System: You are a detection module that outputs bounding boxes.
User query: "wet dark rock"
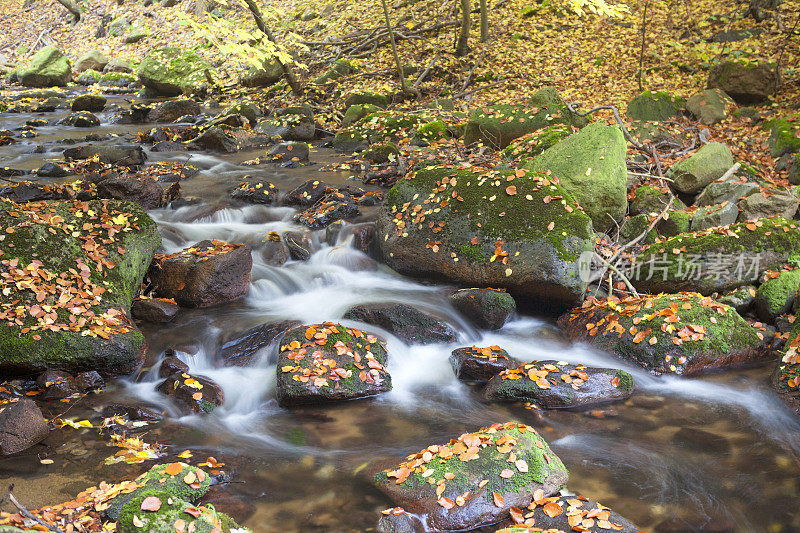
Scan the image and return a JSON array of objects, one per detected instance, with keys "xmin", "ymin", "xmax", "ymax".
[
  {"xmin": 190, "ymin": 126, "xmax": 238, "ymax": 153},
  {"xmin": 151, "ymin": 141, "xmax": 187, "ymax": 152},
  {"xmin": 672, "ymin": 427, "xmax": 731, "ymax": 454},
  {"xmin": 284, "ymin": 231, "xmax": 314, "ymax": 261},
  {"xmin": 218, "ymin": 320, "xmax": 300, "ymax": 366},
  {"xmin": 371, "ymin": 423, "xmax": 568, "ymax": 532},
  {"xmin": 255, "ymin": 114, "xmax": 315, "ymax": 141},
  {"xmin": 259, "ymin": 232, "xmax": 290, "ymax": 266},
  {"xmin": 74, "ymin": 371, "xmax": 104, "ymax": 391},
  {"xmin": 96, "ymin": 177, "xmax": 164, "ymax": 210},
  {"xmin": 115, "ymin": 103, "xmax": 151, "ymax": 124},
  {"xmin": 131, "ymin": 297, "xmax": 180, "ymax": 323},
  {"xmin": 103, "ymin": 403, "xmax": 164, "ymax": 422},
  {"xmin": 0, "ymin": 399, "xmax": 50, "ymax": 455},
  {"xmin": 149, "ymin": 240, "xmax": 252, "ymax": 307},
  {"xmin": 268, "ymin": 141, "xmax": 309, "ymax": 163},
  {"xmin": 284, "ymin": 179, "xmax": 330, "ymax": 207},
  {"xmin": 344, "ymin": 303, "xmax": 457, "ymax": 344},
  {"xmin": 36, "ymin": 162, "xmax": 72, "ymax": 178},
  {"xmin": 157, "ymin": 372, "xmax": 224, "ymax": 414},
  {"xmin": 196, "ymin": 485, "xmax": 256, "ymax": 525},
  {"xmin": 230, "ymin": 180, "xmax": 278, "ymax": 204},
  {"xmin": 63, "ymin": 144, "xmax": 147, "ymax": 166},
  {"xmin": 497, "ymin": 493, "xmax": 642, "ymax": 533},
  {"xmin": 145, "ymin": 161, "xmax": 199, "ymax": 184},
  {"xmin": 71, "ymin": 95, "xmax": 106, "ymax": 113},
  {"xmin": 450, "ymin": 346, "xmax": 515, "ymax": 381},
  {"xmin": 150, "ymin": 99, "xmax": 201, "ymax": 122},
  {"xmin": 158, "ymin": 356, "xmax": 190, "ymax": 378},
  {"xmin": 295, "ymin": 195, "xmax": 359, "ymax": 229},
  {"xmin": 376, "ymin": 512, "xmax": 424, "ymax": 533},
  {"xmin": 558, "ymin": 293, "xmax": 771, "ymax": 376},
  {"xmin": 451, "ymin": 288, "xmax": 516, "ymax": 330},
  {"xmin": 483, "ymin": 360, "xmax": 635, "ymax": 408},
  {"xmin": 276, "ymin": 323, "xmax": 391, "ymax": 406},
  {"xmin": 327, "ymin": 222, "xmax": 377, "ymax": 256},
  {"xmin": 37, "ymin": 370, "xmax": 78, "ymax": 400},
  {"xmin": 60, "ymin": 111, "xmax": 100, "ymax": 128}
]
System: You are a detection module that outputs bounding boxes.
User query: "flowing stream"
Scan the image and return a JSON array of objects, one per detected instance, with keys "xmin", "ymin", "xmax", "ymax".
[{"xmin": 1, "ymin": 92, "xmax": 800, "ymax": 532}]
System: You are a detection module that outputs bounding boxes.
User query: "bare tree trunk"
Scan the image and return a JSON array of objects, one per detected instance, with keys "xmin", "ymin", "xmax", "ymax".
[
  {"xmin": 479, "ymin": 0, "xmax": 488, "ymax": 42},
  {"xmin": 455, "ymin": 0, "xmax": 471, "ymax": 56},
  {"xmin": 381, "ymin": 0, "xmax": 415, "ymax": 96},
  {"xmin": 55, "ymin": 0, "xmax": 81, "ymax": 22},
  {"xmin": 241, "ymin": 0, "xmax": 302, "ymax": 96}
]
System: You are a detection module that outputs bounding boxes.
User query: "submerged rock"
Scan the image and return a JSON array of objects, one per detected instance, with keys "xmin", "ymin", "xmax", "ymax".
[
  {"xmin": 0, "ymin": 398, "xmax": 49, "ymax": 455},
  {"xmin": 450, "ymin": 345, "xmax": 515, "ymax": 381},
  {"xmin": 230, "ymin": 180, "xmax": 278, "ymax": 204},
  {"xmin": 96, "ymin": 177, "xmax": 164, "ymax": 210},
  {"xmin": 482, "ymin": 360, "xmax": 634, "ymax": 408},
  {"xmin": 0, "ymin": 199, "xmax": 160, "ymax": 376},
  {"xmin": 377, "ymin": 163, "xmax": 595, "ymax": 314},
  {"xmin": 276, "ymin": 323, "xmax": 391, "ymax": 406},
  {"xmin": 157, "ymin": 372, "xmax": 224, "ymax": 414},
  {"xmin": 451, "ymin": 288, "xmax": 517, "ymax": 330},
  {"xmin": 344, "ymin": 303, "xmax": 457, "ymax": 344},
  {"xmin": 217, "ymin": 319, "xmax": 300, "ymax": 366},
  {"xmin": 149, "ymin": 240, "xmax": 252, "ymax": 308},
  {"xmin": 372, "ymin": 422, "xmax": 569, "ymax": 531},
  {"xmin": 558, "ymin": 293, "xmax": 770, "ymax": 375},
  {"xmin": 131, "ymin": 297, "xmax": 179, "ymax": 323}
]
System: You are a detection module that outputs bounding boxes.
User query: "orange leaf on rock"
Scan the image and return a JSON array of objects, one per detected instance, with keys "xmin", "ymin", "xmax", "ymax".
[
  {"xmin": 543, "ymin": 501, "xmax": 563, "ymax": 517},
  {"xmin": 492, "ymin": 492, "xmax": 505, "ymax": 507},
  {"xmin": 506, "ymin": 185, "xmax": 517, "ymax": 196},
  {"xmin": 500, "ymin": 469, "xmax": 514, "ymax": 478},
  {"xmin": 164, "ymin": 463, "xmax": 182, "ymax": 476},
  {"xmin": 140, "ymin": 496, "xmax": 162, "ymax": 512}
]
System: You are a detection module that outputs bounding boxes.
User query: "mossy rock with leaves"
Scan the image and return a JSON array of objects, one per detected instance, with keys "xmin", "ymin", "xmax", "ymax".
[
  {"xmin": 629, "ymin": 184, "xmax": 687, "ymax": 216},
  {"xmin": 754, "ymin": 269, "xmax": 800, "ymax": 322},
  {"xmin": 137, "ymin": 47, "xmax": 213, "ymax": 96},
  {"xmin": 492, "ymin": 493, "xmax": 642, "ymax": 532},
  {"xmin": 276, "ymin": 322, "xmax": 391, "ymax": 406},
  {"xmin": 362, "ymin": 142, "xmax": 400, "ymax": 164},
  {"xmin": 314, "ymin": 59, "xmax": 357, "ymax": 84},
  {"xmin": 464, "ymin": 86, "xmax": 586, "ymax": 149},
  {"xmin": 559, "ymin": 293, "xmax": 770, "ymax": 375},
  {"xmin": 352, "ymin": 111, "xmax": 424, "ymax": 143},
  {"xmin": 772, "ymin": 319, "xmax": 800, "ymax": 416},
  {"xmin": 627, "ymin": 90, "xmax": 685, "ymax": 122},
  {"xmin": 342, "ymin": 103, "xmax": 381, "ymax": 127},
  {"xmin": 116, "ymin": 487, "xmax": 247, "ymax": 533},
  {"xmin": 499, "ymin": 123, "xmax": 575, "ymax": 160},
  {"xmin": 522, "ymin": 122, "xmax": 628, "ymax": 231},
  {"xmin": 20, "ymin": 46, "xmax": 71, "ymax": 87},
  {"xmin": 377, "ymin": 163, "xmax": 595, "ymax": 314},
  {"xmin": 99, "ymin": 71, "xmax": 139, "ymax": 89},
  {"xmin": 344, "ymin": 91, "xmax": 390, "ymax": 109},
  {"xmin": 0, "ymin": 199, "xmax": 160, "ymax": 377},
  {"xmin": 629, "ymin": 217, "xmax": 800, "ymax": 295},
  {"xmin": 764, "ymin": 118, "xmax": 800, "ymax": 158},
  {"xmin": 372, "ymin": 423, "xmax": 568, "ymax": 531},
  {"xmin": 107, "ymin": 462, "xmax": 214, "ymax": 520}
]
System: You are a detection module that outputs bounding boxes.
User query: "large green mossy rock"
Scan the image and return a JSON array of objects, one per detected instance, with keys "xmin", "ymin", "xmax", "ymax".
[
  {"xmin": 629, "ymin": 184, "xmax": 687, "ymax": 216},
  {"xmin": 464, "ymin": 87, "xmax": 586, "ymax": 149},
  {"xmin": 629, "ymin": 217, "xmax": 800, "ymax": 295},
  {"xmin": 372, "ymin": 423, "xmax": 568, "ymax": 531},
  {"xmin": 666, "ymin": 142, "xmax": 734, "ymax": 194},
  {"xmin": 765, "ymin": 119, "xmax": 800, "ymax": 158},
  {"xmin": 137, "ymin": 47, "xmax": 212, "ymax": 96},
  {"xmin": 754, "ymin": 269, "xmax": 800, "ymax": 322},
  {"xmin": 20, "ymin": 46, "xmax": 71, "ymax": 87},
  {"xmin": 558, "ymin": 293, "xmax": 770, "ymax": 375},
  {"xmin": 627, "ymin": 90, "xmax": 684, "ymax": 122},
  {"xmin": 499, "ymin": 123, "xmax": 575, "ymax": 160},
  {"xmin": 344, "ymin": 91, "xmax": 390, "ymax": 109},
  {"xmin": 276, "ymin": 323, "xmax": 391, "ymax": 406},
  {"xmin": 377, "ymin": 164, "xmax": 595, "ymax": 314},
  {"xmin": 0, "ymin": 199, "xmax": 160, "ymax": 376},
  {"xmin": 772, "ymin": 320, "xmax": 800, "ymax": 416},
  {"xmin": 522, "ymin": 122, "xmax": 627, "ymax": 230}
]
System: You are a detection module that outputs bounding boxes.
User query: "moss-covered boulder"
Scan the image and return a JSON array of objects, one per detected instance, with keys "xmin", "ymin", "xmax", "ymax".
[
  {"xmin": 491, "ymin": 493, "xmax": 642, "ymax": 532},
  {"xmin": 771, "ymin": 320, "xmax": 800, "ymax": 416},
  {"xmin": 377, "ymin": 164, "xmax": 595, "ymax": 314},
  {"xmin": 558, "ymin": 293, "xmax": 770, "ymax": 375},
  {"xmin": 754, "ymin": 269, "xmax": 800, "ymax": 322},
  {"xmin": 333, "ymin": 128, "xmax": 369, "ymax": 153},
  {"xmin": 372, "ymin": 422, "xmax": 569, "ymax": 531},
  {"xmin": 718, "ymin": 284, "xmax": 757, "ymax": 313},
  {"xmin": 499, "ymin": 123, "xmax": 575, "ymax": 160},
  {"xmin": 764, "ymin": 118, "xmax": 800, "ymax": 158},
  {"xmin": 344, "ymin": 91, "xmax": 390, "ymax": 109},
  {"xmin": 362, "ymin": 142, "xmax": 400, "ymax": 164},
  {"xmin": 667, "ymin": 142, "xmax": 734, "ymax": 194},
  {"xmin": 255, "ymin": 113, "xmax": 315, "ymax": 141},
  {"xmin": 450, "ymin": 345, "xmax": 515, "ymax": 381},
  {"xmin": 464, "ymin": 87, "xmax": 586, "ymax": 149},
  {"xmin": 342, "ymin": 103, "xmax": 381, "ymax": 127},
  {"xmin": 107, "ymin": 462, "xmax": 213, "ymax": 521},
  {"xmin": 276, "ymin": 323, "xmax": 391, "ymax": 406},
  {"xmin": 522, "ymin": 122, "xmax": 627, "ymax": 230},
  {"xmin": 351, "ymin": 111, "xmax": 424, "ymax": 144},
  {"xmin": 619, "ymin": 213, "xmax": 657, "ymax": 245},
  {"xmin": 76, "ymin": 69, "xmax": 102, "ymax": 86},
  {"xmin": 241, "ymin": 58, "xmax": 283, "ymax": 87},
  {"xmin": 137, "ymin": 47, "xmax": 213, "ymax": 96},
  {"xmin": 0, "ymin": 199, "xmax": 160, "ymax": 377},
  {"xmin": 708, "ymin": 60, "xmax": 777, "ymax": 104},
  {"xmin": 314, "ymin": 59, "xmax": 357, "ymax": 84},
  {"xmin": 450, "ymin": 287, "xmax": 516, "ymax": 330},
  {"xmin": 413, "ymin": 119, "xmax": 449, "ymax": 145},
  {"xmin": 627, "ymin": 90, "xmax": 684, "ymax": 122},
  {"xmin": 98, "ymin": 71, "xmax": 139, "ymax": 89},
  {"xmin": 629, "ymin": 184, "xmax": 687, "ymax": 216},
  {"xmin": 686, "ymin": 88, "xmax": 734, "ymax": 125},
  {"xmin": 20, "ymin": 46, "xmax": 71, "ymax": 87},
  {"xmin": 629, "ymin": 217, "xmax": 800, "ymax": 295}
]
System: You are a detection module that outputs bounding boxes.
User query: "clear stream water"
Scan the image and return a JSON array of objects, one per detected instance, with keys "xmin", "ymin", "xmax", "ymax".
[{"xmin": 1, "ymin": 92, "xmax": 800, "ymax": 533}]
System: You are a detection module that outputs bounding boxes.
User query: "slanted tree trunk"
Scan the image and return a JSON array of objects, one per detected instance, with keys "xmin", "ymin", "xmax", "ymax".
[
  {"xmin": 241, "ymin": 0, "xmax": 303, "ymax": 96},
  {"xmin": 479, "ymin": 0, "xmax": 488, "ymax": 42},
  {"xmin": 55, "ymin": 0, "xmax": 81, "ymax": 22},
  {"xmin": 381, "ymin": 0, "xmax": 416, "ymax": 96},
  {"xmin": 455, "ymin": 0, "xmax": 471, "ymax": 56}
]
